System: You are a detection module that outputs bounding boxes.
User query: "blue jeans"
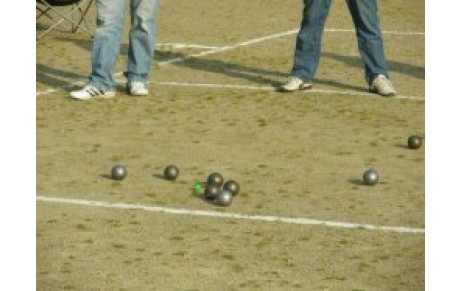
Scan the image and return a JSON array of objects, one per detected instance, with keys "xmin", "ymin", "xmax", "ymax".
[
  {"xmin": 291, "ymin": 0, "xmax": 389, "ymax": 85},
  {"xmin": 89, "ymin": 0, "xmax": 160, "ymax": 91}
]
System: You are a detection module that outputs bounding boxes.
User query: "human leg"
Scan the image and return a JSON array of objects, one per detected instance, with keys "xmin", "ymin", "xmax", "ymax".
[
  {"xmin": 291, "ymin": 0, "xmax": 332, "ymax": 82},
  {"xmin": 125, "ymin": 0, "xmax": 160, "ymax": 92},
  {"xmin": 89, "ymin": 0, "xmax": 127, "ymax": 91},
  {"xmin": 346, "ymin": 0, "xmax": 389, "ymax": 84},
  {"xmin": 70, "ymin": 0, "xmax": 126, "ymax": 99},
  {"xmin": 280, "ymin": 0, "xmax": 331, "ymax": 92},
  {"xmin": 347, "ymin": 0, "xmax": 395, "ymax": 96}
]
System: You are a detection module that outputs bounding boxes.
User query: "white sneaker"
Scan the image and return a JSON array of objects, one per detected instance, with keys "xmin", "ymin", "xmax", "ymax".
[
  {"xmin": 279, "ymin": 76, "xmax": 312, "ymax": 92},
  {"xmin": 127, "ymin": 81, "xmax": 149, "ymax": 96},
  {"xmin": 69, "ymin": 85, "xmax": 115, "ymax": 100},
  {"xmin": 369, "ymin": 74, "xmax": 396, "ymax": 97}
]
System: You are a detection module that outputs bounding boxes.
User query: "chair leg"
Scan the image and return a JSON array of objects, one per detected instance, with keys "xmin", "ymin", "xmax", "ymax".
[
  {"xmin": 37, "ymin": 17, "xmax": 66, "ymax": 39},
  {"xmin": 48, "ymin": 5, "xmax": 93, "ymax": 36},
  {"xmin": 36, "ymin": 6, "xmax": 54, "ymax": 21},
  {"xmin": 72, "ymin": 0, "xmax": 94, "ymax": 34},
  {"xmin": 36, "ymin": 0, "xmax": 94, "ymax": 39}
]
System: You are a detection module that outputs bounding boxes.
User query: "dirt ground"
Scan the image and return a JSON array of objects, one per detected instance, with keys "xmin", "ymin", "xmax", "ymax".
[{"xmin": 37, "ymin": 0, "xmax": 425, "ymax": 290}]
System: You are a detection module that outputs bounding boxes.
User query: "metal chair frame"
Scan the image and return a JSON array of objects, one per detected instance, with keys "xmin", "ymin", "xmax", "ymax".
[{"xmin": 36, "ymin": 0, "xmax": 94, "ymax": 39}]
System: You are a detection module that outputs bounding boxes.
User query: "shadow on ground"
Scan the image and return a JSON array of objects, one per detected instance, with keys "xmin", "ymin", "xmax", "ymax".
[
  {"xmin": 323, "ymin": 52, "xmax": 425, "ymax": 80},
  {"xmin": 37, "ymin": 37, "xmax": 424, "ymax": 92},
  {"xmin": 37, "ymin": 63, "xmax": 87, "ymax": 89}
]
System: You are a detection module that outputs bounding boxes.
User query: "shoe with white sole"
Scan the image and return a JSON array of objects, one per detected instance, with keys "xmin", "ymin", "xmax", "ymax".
[
  {"xmin": 279, "ymin": 76, "xmax": 312, "ymax": 92},
  {"xmin": 127, "ymin": 81, "xmax": 149, "ymax": 96},
  {"xmin": 369, "ymin": 74, "xmax": 396, "ymax": 97},
  {"xmin": 69, "ymin": 85, "xmax": 115, "ymax": 100}
]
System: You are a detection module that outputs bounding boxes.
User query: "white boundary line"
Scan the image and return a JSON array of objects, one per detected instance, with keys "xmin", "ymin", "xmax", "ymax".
[
  {"xmin": 324, "ymin": 28, "xmax": 424, "ymax": 36},
  {"xmin": 37, "ymin": 79, "xmax": 425, "ymax": 101},
  {"xmin": 156, "ymin": 43, "xmax": 221, "ymax": 50},
  {"xmin": 36, "ymin": 88, "xmax": 62, "ymax": 97},
  {"xmin": 160, "ymin": 30, "xmax": 299, "ymax": 65},
  {"xmin": 153, "ymin": 81, "xmax": 273, "ymax": 91},
  {"xmin": 35, "ymin": 78, "xmax": 87, "ymax": 96},
  {"xmin": 36, "ymin": 79, "xmax": 425, "ymax": 101},
  {"xmin": 36, "ymin": 195, "xmax": 425, "ymax": 234},
  {"xmin": 152, "ymin": 81, "xmax": 425, "ymax": 101}
]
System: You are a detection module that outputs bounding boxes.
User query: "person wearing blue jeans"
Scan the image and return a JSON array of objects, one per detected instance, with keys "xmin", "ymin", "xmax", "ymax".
[
  {"xmin": 280, "ymin": 0, "xmax": 396, "ymax": 96},
  {"xmin": 70, "ymin": 0, "xmax": 160, "ymax": 100}
]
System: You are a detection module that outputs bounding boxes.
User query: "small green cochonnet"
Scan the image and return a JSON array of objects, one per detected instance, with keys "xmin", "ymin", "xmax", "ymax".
[{"xmin": 193, "ymin": 182, "xmax": 203, "ymax": 193}]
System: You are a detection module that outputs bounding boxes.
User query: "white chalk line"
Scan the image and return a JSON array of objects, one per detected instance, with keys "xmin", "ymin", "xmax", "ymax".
[
  {"xmin": 36, "ymin": 195, "xmax": 424, "ymax": 234},
  {"xmin": 156, "ymin": 43, "xmax": 221, "ymax": 50},
  {"xmin": 158, "ymin": 30, "xmax": 301, "ymax": 65},
  {"xmin": 324, "ymin": 28, "xmax": 424, "ymax": 36},
  {"xmin": 36, "ymin": 78, "xmax": 87, "ymax": 96},
  {"xmin": 155, "ymin": 28, "xmax": 423, "ymax": 65},
  {"xmin": 151, "ymin": 81, "xmax": 425, "ymax": 101},
  {"xmin": 36, "ymin": 88, "xmax": 62, "ymax": 97},
  {"xmin": 37, "ymin": 79, "xmax": 425, "ymax": 101},
  {"xmin": 153, "ymin": 81, "xmax": 273, "ymax": 91}
]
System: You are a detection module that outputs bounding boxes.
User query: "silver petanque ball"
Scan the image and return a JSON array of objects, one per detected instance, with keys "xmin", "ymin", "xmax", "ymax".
[
  {"xmin": 207, "ymin": 172, "xmax": 224, "ymax": 187},
  {"xmin": 205, "ymin": 184, "xmax": 220, "ymax": 200},
  {"xmin": 363, "ymin": 169, "xmax": 379, "ymax": 186},
  {"xmin": 111, "ymin": 165, "xmax": 127, "ymax": 181},
  {"xmin": 408, "ymin": 135, "xmax": 423, "ymax": 149},
  {"xmin": 164, "ymin": 165, "xmax": 179, "ymax": 180},
  {"xmin": 216, "ymin": 190, "xmax": 233, "ymax": 207},
  {"xmin": 223, "ymin": 180, "xmax": 240, "ymax": 196}
]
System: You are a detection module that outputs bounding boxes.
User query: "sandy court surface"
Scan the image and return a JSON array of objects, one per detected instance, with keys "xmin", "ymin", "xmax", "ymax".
[{"xmin": 37, "ymin": 0, "xmax": 425, "ymax": 289}]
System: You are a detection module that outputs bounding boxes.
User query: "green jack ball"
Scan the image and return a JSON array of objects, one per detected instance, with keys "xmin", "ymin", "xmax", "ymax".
[{"xmin": 193, "ymin": 182, "xmax": 204, "ymax": 194}]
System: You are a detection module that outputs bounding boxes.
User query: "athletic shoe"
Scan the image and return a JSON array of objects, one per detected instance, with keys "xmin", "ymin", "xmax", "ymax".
[
  {"xmin": 278, "ymin": 76, "xmax": 312, "ymax": 92},
  {"xmin": 127, "ymin": 81, "xmax": 149, "ymax": 96},
  {"xmin": 369, "ymin": 74, "xmax": 397, "ymax": 97},
  {"xmin": 69, "ymin": 85, "xmax": 115, "ymax": 100}
]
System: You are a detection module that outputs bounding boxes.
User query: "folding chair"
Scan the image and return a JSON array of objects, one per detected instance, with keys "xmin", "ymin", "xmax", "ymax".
[{"xmin": 36, "ymin": 0, "xmax": 94, "ymax": 40}]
